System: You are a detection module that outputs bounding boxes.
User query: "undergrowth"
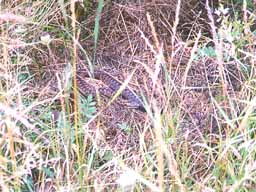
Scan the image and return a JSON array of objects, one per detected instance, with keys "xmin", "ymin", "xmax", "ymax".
[{"xmin": 0, "ymin": 0, "xmax": 256, "ymax": 191}]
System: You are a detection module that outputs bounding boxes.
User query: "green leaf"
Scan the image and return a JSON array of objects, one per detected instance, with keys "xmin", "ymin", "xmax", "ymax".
[
  {"xmin": 80, "ymin": 94, "xmax": 97, "ymax": 119},
  {"xmin": 118, "ymin": 122, "xmax": 132, "ymax": 134},
  {"xmin": 103, "ymin": 150, "xmax": 113, "ymax": 161}
]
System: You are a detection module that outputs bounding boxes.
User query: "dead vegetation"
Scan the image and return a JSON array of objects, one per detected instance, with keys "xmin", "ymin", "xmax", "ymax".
[{"xmin": 0, "ymin": 0, "xmax": 256, "ymax": 191}]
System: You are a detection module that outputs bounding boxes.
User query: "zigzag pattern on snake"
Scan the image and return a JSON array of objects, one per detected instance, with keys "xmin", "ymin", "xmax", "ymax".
[{"xmin": 76, "ymin": 69, "xmax": 145, "ymax": 112}]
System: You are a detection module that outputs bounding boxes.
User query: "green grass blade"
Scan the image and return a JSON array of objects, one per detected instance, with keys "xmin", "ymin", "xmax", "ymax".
[{"xmin": 92, "ymin": 0, "xmax": 104, "ymax": 72}]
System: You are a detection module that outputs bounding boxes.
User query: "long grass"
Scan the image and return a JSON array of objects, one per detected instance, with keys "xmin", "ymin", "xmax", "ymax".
[{"xmin": 0, "ymin": 0, "xmax": 256, "ymax": 191}]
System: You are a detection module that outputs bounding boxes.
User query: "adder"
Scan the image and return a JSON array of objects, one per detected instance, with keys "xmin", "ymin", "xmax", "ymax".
[{"xmin": 76, "ymin": 69, "xmax": 146, "ymax": 112}]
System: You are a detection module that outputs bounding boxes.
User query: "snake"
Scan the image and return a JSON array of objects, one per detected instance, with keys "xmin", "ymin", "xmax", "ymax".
[{"xmin": 76, "ymin": 69, "xmax": 146, "ymax": 112}]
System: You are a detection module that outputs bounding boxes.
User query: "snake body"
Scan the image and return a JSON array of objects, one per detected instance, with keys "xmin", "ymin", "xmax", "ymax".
[{"xmin": 76, "ymin": 69, "xmax": 145, "ymax": 112}]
